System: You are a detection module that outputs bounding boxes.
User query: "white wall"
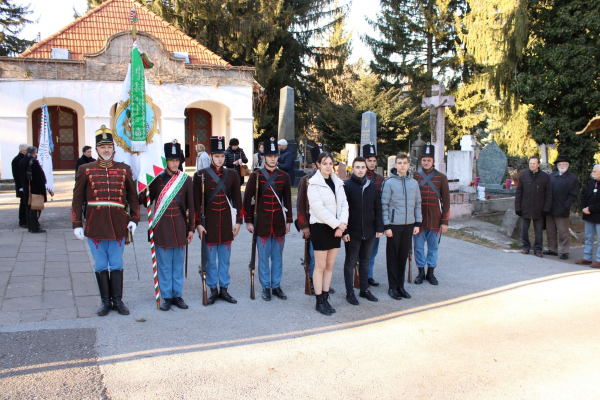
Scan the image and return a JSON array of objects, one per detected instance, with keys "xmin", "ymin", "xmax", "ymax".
[{"xmin": 0, "ymin": 79, "xmax": 254, "ymax": 178}]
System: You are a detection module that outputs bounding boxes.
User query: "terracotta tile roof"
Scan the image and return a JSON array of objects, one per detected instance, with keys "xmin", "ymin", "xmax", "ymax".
[{"xmin": 19, "ymin": 0, "xmax": 229, "ymax": 66}]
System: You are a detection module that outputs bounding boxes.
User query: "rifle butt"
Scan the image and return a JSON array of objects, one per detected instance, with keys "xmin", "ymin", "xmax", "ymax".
[
  {"xmin": 304, "ymin": 267, "xmax": 311, "ymax": 295},
  {"xmin": 353, "ymin": 263, "xmax": 360, "ymax": 289},
  {"xmin": 407, "ymin": 254, "xmax": 412, "ymax": 283},
  {"xmin": 250, "ymin": 270, "xmax": 255, "ymax": 300},
  {"xmin": 202, "ymin": 275, "xmax": 208, "ymax": 306}
]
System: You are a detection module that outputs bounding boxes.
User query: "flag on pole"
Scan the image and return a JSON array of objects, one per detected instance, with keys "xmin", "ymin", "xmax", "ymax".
[
  {"xmin": 38, "ymin": 104, "xmax": 54, "ymax": 196},
  {"xmin": 112, "ymin": 65, "xmax": 165, "ymax": 194}
]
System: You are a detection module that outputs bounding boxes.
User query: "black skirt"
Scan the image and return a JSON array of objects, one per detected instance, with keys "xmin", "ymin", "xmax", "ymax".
[{"xmin": 310, "ymin": 223, "xmax": 341, "ymax": 251}]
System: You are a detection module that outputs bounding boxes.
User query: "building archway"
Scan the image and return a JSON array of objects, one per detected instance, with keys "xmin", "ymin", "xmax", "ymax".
[
  {"xmin": 184, "ymin": 108, "xmax": 212, "ymax": 166},
  {"xmin": 31, "ymin": 105, "xmax": 79, "ymax": 170}
]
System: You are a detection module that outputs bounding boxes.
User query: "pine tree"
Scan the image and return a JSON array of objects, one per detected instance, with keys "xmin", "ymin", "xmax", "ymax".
[
  {"xmin": 517, "ymin": 0, "xmax": 600, "ymax": 193},
  {"xmin": 0, "ymin": 0, "xmax": 34, "ymax": 56}
]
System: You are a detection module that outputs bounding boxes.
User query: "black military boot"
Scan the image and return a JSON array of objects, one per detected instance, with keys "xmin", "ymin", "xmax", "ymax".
[
  {"xmin": 272, "ymin": 287, "xmax": 287, "ymax": 300},
  {"xmin": 95, "ymin": 271, "xmax": 111, "ymax": 316},
  {"xmin": 218, "ymin": 287, "xmax": 237, "ymax": 303},
  {"xmin": 414, "ymin": 268, "xmax": 426, "ymax": 284},
  {"xmin": 172, "ymin": 297, "xmax": 188, "ymax": 309},
  {"xmin": 207, "ymin": 287, "xmax": 219, "ymax": 305},
  {"xmin": 315, "ymin": 294, "xmax": 332, "ymax": 316},
  {"xmin": 262, "ymin": 288, "xmax": 272, "ymax": 301},
  {"xmin": 426, "ymin": 267, "xmax": 438, "ymax": 285},
  {"xmin": 160, "ymin": 298, "xmax": 172, "ymax": 311},
  {"xmin": 109, "ymin": 270, "xmax": 130, "ymax": 315},
  {"xmin": 322, "ymin": 290, "xmax": 336, "ymax": 313}
]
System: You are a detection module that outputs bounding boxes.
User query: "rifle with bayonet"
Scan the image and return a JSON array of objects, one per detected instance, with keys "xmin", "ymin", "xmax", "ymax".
[
  {"xmin": 249, "ymin": 173, "xmax": 259, "ymax": 300},
  {"xmin": 200, "ymin": 174, "xmax": 208, "ymax": 306},
  {"xmin": 185, "ymin": 210, "xmax": 189, "ymax": 279}
]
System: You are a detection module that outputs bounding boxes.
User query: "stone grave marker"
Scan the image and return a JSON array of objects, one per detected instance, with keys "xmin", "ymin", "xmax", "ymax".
[
  {"xmin": 478, "ymin": 140, "xmax": 511, "ymax": 194},
  {"xmin": 447, "ymin": 151, "xmax": 473, "ymax": 186},
  {"xmin": 421, "ymin": 84, "xmax": 455, "ymax": 174},
  {"xmin": 277, "ymin": 86, "xmax": 303, "ymax": 186},
  {"xmin": 360, "ymin": 111, "xmax": 376, "ymax": 156}
]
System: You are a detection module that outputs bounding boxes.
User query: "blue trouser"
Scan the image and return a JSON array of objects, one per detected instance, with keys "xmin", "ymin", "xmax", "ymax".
[
  {"xmin": 155, "ymin": 246, "xmax": 185, "ymax": 298},
  {"xmin": 257, "ymin": 235, "xmax": 285, "ymax": 290},
  {"xmin": 205, "ymin": 242, "xmax": 231, "ymax": 289},
  {"xmin": 88, "ymin": 238, "xmax": 126, "ymax": 272},
  {"xmin": 584, "ymin": 221, "xmax": 600, "ymax": 262},
  {"xmin": 413, "ymin": 229, "xmax": 439, "ymax": 269},
  {"xmin": 308, "ymin": 240, "xmax": 315, "ymax": 278},
  {"xmin": 368, "ymin": 236, "xmax": 380, "ymax": 279}
]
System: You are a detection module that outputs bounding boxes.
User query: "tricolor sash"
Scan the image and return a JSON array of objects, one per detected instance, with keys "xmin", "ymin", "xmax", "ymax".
[{"xmin": 151, "ymin": 170, "xmax": 187, "ymax": 229}]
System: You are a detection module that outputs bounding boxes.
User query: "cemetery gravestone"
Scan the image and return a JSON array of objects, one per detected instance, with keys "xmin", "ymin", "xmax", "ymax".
[
  {"xmin": 278, "ymin": 86, "xmax": 303, "ymax": 186},
  {"xmin": 360, "ymin": 112, "xmax": 377, "ymax": 156},
  {"xmin": 421, "ymin": 84, "xmax": 455, "ymax": 174},
  {"xmin": 477, "ymin": 141, "xmax": 515, "ymax": 194}
]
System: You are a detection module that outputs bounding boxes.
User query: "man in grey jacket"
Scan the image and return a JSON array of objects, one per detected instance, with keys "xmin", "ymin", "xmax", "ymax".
[{"xmin": 381, "ymin": 153, "xmax": 422, "ymax": 300}]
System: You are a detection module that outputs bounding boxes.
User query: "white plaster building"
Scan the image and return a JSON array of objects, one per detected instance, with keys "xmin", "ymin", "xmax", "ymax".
[{"xmin": 0, "ymin": 0, "xmax": 256, "ymax": 177}]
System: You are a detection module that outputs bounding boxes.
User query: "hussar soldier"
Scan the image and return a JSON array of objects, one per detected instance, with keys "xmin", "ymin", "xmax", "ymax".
[
  {"xmin": 363, "ymin": 142, "xmax": 386, "ymax": 287},
  {"xmin": 296, "ymin": 143, "xmax": 335, "ymax": 294},
  {"xmin": 72, "ymin": 125, "xmax": 139, "ymax": 316},
  {"xmin": 413, "ymin": 143, "xmax": 450, "ymax": 285},
  {"xmin": 243, "ymin": 137, "xmax": 293, "ymax": 301},
  {"xmin": 141, "ymin": 141, "xmax": 195, "ymax": 311},
  {"xmin": 194, "ymin": 136, "xmax": 243, "ymax": 305}
]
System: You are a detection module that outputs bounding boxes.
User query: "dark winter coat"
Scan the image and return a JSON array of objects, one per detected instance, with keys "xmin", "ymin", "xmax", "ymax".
[
  {"xmin": 549, "ymin": 170, "xmax": 579, "ymax": 217},
  {"xmin": 20, "ymin": 154, "xmax": 47, "ymax": 203},
  {"xmin": 343, "ymin": 174, "xmax": 384, "ymax": 240},
  {"xmin": 277, "ymin": 146, "xmax": 295, "ymax": 184},
  {"xmin": 75, "ymin": 155, "xmax": 96, "ymax": 175},
  {"xmin": 11, "ymin": 152, "xmax": 24, "ymax": 197},
  {"xmin": 581, "ymin": 179, "xmax": 600, "ymax": 224},
  {"xmin": 224, "ymin": 146, "xmax": 249, "ymax": 182},
  {"xmin": 515, "ymin": 169, "xmax": 552, "ymax": 220}
]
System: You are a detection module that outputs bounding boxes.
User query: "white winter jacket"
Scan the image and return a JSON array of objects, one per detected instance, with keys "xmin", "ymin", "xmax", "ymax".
[{"xmin": 307, "ymin": 170, "xmax": 349, "ymax": 229}]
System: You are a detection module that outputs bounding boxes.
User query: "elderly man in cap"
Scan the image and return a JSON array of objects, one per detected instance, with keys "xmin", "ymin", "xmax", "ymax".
[
  {"xmin": 71, "ymin": 125, "xmax": 139, "ymax": 316},
  {"xmin": 277, "ymin": 139, "xmax": 295, "ymax": 185},
  {"xmin": 543, "ymin": 155, "xmax": 579, "ymax": 259}
]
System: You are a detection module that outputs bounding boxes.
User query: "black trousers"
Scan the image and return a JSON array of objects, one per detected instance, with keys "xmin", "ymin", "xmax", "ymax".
[
  {"xmin": 18, "ymin": 195, "xmax": 27, "ymax": 226},
  {"xmin": 343, "ymin": 237, "xmax": 375, "ymax": 293},
  {"xmin": 386, "ymin": 224, "xmax": 414, "ymax": 290},
  {"xmin": 26, "ymin": 205, "xmax": 41, "ymax": 232},
  {"xmin": 522, "ymin": 218, "xmax": 543, "ymax": 253}
]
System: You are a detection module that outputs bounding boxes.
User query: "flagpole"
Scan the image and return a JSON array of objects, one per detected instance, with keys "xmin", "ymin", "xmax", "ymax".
[{"xmin": 147, "ymin": 187, "xmax": 160, "ymax": 310}]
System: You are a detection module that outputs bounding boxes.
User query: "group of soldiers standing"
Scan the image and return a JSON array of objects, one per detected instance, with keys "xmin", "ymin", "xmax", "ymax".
[{"xmin": 71, "ymin": 126, "xmax": 450, "ymax": 316}]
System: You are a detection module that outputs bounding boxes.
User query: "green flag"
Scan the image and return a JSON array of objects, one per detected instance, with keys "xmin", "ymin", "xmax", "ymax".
[{"xmin": 130, "ymin": 47, "xmax": 146, "ymax": 152}]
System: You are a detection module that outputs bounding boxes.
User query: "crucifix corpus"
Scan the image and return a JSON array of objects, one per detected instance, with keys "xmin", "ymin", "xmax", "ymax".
[{"xmin": 421, "ymin": 84, "xmax": 455, "ymax": 174}]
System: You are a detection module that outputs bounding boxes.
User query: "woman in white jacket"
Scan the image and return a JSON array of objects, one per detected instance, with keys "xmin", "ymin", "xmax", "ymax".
[
  {"xmin": 307, "ymin": 152, "xmax": 349, "ymax": 315},
  {"xmin": 195, "ymin": 144, "xmax": 211, "ymax": 172}
]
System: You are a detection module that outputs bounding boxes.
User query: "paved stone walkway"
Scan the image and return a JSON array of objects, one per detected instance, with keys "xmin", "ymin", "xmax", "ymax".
[{"xmin": 0, "ymin": 229, "xmax": 99, "ymax": 323}]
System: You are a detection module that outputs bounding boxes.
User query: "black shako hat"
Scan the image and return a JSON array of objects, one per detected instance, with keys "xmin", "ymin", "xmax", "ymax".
[
  {"xmin": 95, "ymin": 125, "xmax": 114, "ymax": 146},
  {"xmin": 555, "ymin": 155, "xmax": 570, "ymax": 165},
  {"xmin": 363, "ymin": 142, "xmax": 377, "ymax": 158},
  {"xmin": 210, "ymin": 136, "xmax": 226, "ymax": 154},
  {"xmin": 310, "ymin": 143, "xmax": 323, "ymax": 163},
  {"xmin": 263, "ymin": 137, "xmax": 279, "ymax": 156},
  {"xmin": 164, "ymin": 140, "xmax": 183, "ymax": 160},
  {"xmin": 422, "ymin": 143, "xmax": 435, "ymax": 159}
]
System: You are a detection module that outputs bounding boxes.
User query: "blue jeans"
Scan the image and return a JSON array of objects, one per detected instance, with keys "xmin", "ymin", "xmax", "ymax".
[
  {"xmin": 368, "ymin": 236, "xmax": 380, "ymax": 278},
  {"xmin": 87, "ymin": 238, "xmax": 126, "ymax": 272},
  {"xmin": 155, "ymin": 246, "xmax": 185, "ymax": 298},
  {"xmin": 308, "ymin": 240, "xmax": 315, "ymax": 278},
  {"xmin": 205, "ymin": 242, "xmax": 232, "ymax": 289},
  {"xmin": 413, "ymin": 229, "xmax": 439, "ymax": 269},
  {"xmin": 257, "ymin": 235, "xmax": 285, "ymax": 289},
  {"xmin": 584, "ymin": 221, "xmax": 600, "ymax": 262}
]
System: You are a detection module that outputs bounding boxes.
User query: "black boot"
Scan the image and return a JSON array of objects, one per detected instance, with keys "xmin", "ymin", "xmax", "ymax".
[
  {"xmin": 359, "ymin": 290, "xmax": 379, "ymax": 302},
  {"xmin": 323, "ymin": 290, "xmax": 336, "ymax": 313},
  {"xmin": 272, "ymin": 287, "xmax": 287, "ymax": 300},
  {"xmin": 172, "ymin": 297, "xmax": 188, "ymax": 309},
  {"xmin": 309, "ymin": 278, "xmax": 315, "ymax": 295},
  {"xmin": 95, "ymin": 271, "xmax": 111, "ymax": 316},
  {"xmin": 414, "ymin": 268, "xmax": 425, "ymax": 284},
  {"xmin": 160, "ymin": 298, "xmax": 172, "ymax": 311},
  {"xmin": 346, "ymin": 291, "xmax": 359, "ymax": 305},
  {"xmin": 397, "ymin": 287, "xmax": 411, "ymax": 299},
  {"xmin": 368, "ymin": 278, "xmax": 380, "ymax": 287},
  {"xmin": 109, "ymin": 270, "xmax": 130, "ymax": 315},
  {"xmin": 262, "ymin": 288, "xmax": 272, "ymax": 301},
  {"xmin": 315, "ymin": 294, "xmax": 332, "ymax": 316},
  {"xmin": 218, "ymin": 287, "xmax": 238, "ymax": 303},
  {"xmin": 207, "ymin": 287, "xmax": 219, "ymax": 305},
  {"xmin": 426, "ymin": 267, "xmax": 438, "ymax": 285}
]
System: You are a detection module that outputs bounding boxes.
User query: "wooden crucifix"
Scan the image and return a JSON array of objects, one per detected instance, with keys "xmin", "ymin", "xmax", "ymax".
[{"xmin": 421, "ymin": 84, "xmax": 455, "ymax": 174}]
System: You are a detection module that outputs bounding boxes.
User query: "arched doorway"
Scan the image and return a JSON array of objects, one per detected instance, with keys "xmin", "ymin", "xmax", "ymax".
[
  {"xmin": 184, "ymin": 108, "xmax": 212, "ymax": 166},
  {"xmin": 32, "ymin": 106, "xmax": 79, "ymax": 170}
]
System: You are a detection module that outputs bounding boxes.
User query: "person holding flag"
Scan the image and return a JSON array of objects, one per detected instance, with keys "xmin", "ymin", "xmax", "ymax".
[
  {"xmin": 71, "ymin": 126, "xmax": 139, "ymax": 316},
  {"xmin": 194, "ymin": 136, "xmax": 244, "ymax": 305},
  {"xmin": 140, "ymin": 141, "xmax": 194, "ymax": 311},
  {"xmin": 243, "ymin": 137, "xmax": 293, "ymax": 302}
]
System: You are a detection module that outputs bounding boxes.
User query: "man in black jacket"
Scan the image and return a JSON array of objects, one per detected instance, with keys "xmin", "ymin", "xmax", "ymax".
[
  {"xmin": 19, "ymin": 146, "xmax": 47, "ymax": 233},
  {"xmin": 543, "ymin": 155, "xmax": 579, "ymax": 259},
  {"xmin": 342, "ymin": 157, "xmax": 384, "ymax": 305},
  {"xmin": 75, "ymin": 145, "xmax": 96, "ymax": 174},
  {"xmin": 224, "ymin": 138, "xmax": 248, "ymax": 185},
  {"xmin": 515, "ymin": 156, "xmax": 552, "ymax": 257},
  {"xmin": 11, "ymin": 143, "xmax": 27, "ymax": 227}
]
